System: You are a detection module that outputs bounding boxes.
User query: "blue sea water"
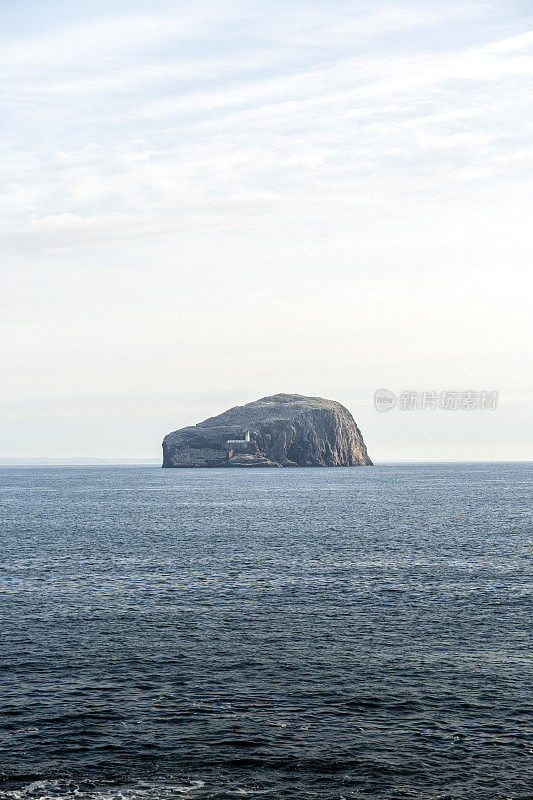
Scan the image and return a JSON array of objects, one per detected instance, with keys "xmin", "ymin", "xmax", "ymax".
[{"xmin": 0, "ymin": 463, "xmax": 531, "ymax": 800}]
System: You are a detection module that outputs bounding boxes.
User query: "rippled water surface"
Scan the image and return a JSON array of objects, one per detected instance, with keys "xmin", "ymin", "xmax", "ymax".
[{"xmin": 0, "ymin": 464, "xmax": 531, "ymax": 800}]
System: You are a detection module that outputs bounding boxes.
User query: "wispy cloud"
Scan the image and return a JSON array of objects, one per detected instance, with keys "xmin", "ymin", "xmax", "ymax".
[{"xmin": 2, "ymin": 9, "xmax": 531, "ymax": 224}]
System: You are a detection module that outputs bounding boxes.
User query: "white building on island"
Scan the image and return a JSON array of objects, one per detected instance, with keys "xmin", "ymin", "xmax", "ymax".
[{"xmin": 227, "ymin": 431, "xmax": 251, "ymax": 445}]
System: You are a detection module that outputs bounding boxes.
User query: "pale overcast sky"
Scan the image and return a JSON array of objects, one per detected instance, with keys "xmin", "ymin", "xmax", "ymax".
[{"xmin": 1, "ymin": 0, "xmax": 532, "ymax": 461}]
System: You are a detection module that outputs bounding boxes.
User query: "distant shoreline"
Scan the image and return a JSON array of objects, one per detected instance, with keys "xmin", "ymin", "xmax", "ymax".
[{"xmin": 0, "ymin": 458, "xmax": 161, "ymax": 466}]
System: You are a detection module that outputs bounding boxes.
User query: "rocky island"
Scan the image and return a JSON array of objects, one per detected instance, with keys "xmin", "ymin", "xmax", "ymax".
[{"xmin": 162, "ymin": 393, "xmax": 372, "ymax": 468}]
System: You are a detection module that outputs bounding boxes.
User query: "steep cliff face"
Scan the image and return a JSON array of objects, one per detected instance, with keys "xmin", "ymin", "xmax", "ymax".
[{"xmin": 162, "ymin": 394, "xmax": 372, "ymax": 468}]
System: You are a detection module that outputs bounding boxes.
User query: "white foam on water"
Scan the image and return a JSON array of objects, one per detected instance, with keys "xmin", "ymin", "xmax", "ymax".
[{"xmin": 0, "ymin": 781, "xmax": 206, "ymax": 800}]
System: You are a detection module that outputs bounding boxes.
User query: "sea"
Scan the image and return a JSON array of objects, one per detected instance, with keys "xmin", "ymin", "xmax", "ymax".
[{"xmin": 0, "ymin": 463, "xmax": 531, "ymax": 800}]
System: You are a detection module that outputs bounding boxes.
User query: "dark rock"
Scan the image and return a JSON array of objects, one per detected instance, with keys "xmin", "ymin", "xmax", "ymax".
[{"xmin": 162, "ymin": 393, "xmax": 372, "ymax": 468}]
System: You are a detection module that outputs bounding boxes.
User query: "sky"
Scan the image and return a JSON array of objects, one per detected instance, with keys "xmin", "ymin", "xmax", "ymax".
[{"xmin": 1, "ymin": 0, "xmax": 532, "ymax": 462}]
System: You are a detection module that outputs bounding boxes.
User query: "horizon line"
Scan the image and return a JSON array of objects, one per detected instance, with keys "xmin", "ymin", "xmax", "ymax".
[{"xmin": 0, "ymin": 458, "xmax": 531, "ymax": 466}]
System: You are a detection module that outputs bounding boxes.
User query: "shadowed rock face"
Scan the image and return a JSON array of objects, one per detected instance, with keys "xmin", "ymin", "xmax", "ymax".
[{"xmin": 162, "ymin": 393, "xmax": 373, "ymax": 468}]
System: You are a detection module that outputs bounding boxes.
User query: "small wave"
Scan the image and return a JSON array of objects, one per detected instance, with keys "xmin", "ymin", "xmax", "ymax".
[{"xmin": 0, "ymin": 780, "xmax": 206, "ymax": 800}]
